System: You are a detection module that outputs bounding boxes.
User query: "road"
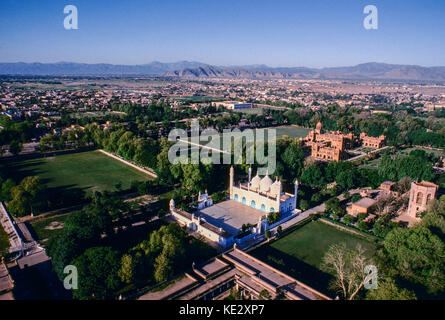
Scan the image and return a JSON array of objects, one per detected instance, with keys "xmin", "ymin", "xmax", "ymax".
[
  {"xmin": 268, "ymin": 188, "xmax": 363, "ymax": 235},
  {"xmin": 347, "ymin": 146, "xmax": 391, "ymax": 162},
  {"xmin": 2, "ymin": 142, "xmax": 39, "ymax": 157}
]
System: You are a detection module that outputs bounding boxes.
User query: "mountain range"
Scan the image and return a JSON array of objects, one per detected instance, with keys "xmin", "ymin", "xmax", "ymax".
[{"xmin": 1, "ymin": 61, "xmax": 445, "ymax": 82}]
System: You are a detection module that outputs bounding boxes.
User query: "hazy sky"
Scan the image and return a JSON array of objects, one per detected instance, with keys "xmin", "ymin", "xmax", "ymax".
[{"xmin": 1, "ymin": 0, "xmax": 444, "ymax": 67}]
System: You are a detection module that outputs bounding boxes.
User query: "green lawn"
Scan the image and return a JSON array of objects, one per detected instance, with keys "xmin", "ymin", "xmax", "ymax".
[
  {"xmin": 274, "ymin": 126, "xmax": 310, "ymax": 139},
  {"xmin": 30, "ymin": 214, "xmax": 72, "ymax": 242},
  {"xmin": 401, "ymin": 146, "xmax": 445, "ymax": 157},
  {"xmin": 251, "ymin": 220, "xmax": 376, "ymax": 294},
  {"xmin": 360, "ymin": 146, "xmax": 444, "ymax": 169},
  {"xmin": 2, "ymin": 150, "xmax": 152, "ymax": 194}
]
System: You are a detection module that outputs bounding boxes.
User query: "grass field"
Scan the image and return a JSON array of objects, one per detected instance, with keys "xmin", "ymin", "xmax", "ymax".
[
  {"xmin": 274, "ymin": 125, "xmax": 310, "ymax": 139},
  {"xmin": 360, "ymin": 146, "xmax": 444, "ymax": 169},
  {"xmin": 29, "ymin": 214, "xmax": 72, "ymax": 242},
  {"xmin": 2, "ymin": 150, "xmax": 153, "ymax": 194},
  {"xmin": 251, "ymin": 220, "xmax": 376, "ymax": 294}
]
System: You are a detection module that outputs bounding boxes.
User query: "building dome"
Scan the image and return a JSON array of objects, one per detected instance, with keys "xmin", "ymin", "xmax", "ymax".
[
  {"xmin": 270, "ymin": 179, "xmax": 282, "ymax": 195},
  {"xmin": 260, "ymin": 174, "xmax": 273, "ymax": 193},
  {"xmin": 250, "ymin": 174, "xmax": 261, "ymax": 190}
]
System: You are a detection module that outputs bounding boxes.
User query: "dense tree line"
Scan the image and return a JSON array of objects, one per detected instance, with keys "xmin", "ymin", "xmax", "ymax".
[{"xmin": 45, "ymin": 192, "xmax": 214, "ymax": 300}]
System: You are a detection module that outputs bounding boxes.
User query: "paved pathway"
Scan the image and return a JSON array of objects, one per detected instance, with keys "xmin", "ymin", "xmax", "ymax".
[
  {"xmin": 347, "ymin": 146, "xmax": 390, "ymax": 162},
  {"xmin": 268, "ymin": 188, "xmax": 364, "ymax": 235},
  {"xmin": 98, "ymin": 149, "xmax": 158, "ymax": 178}
]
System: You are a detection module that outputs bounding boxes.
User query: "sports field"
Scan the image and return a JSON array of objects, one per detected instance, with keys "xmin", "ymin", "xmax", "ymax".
[
  {"xmin": 251, "ymin": 220, "xmax": 376, "ymax": 293},
  {"xmin": 2, "ymin": 150, "xmax": 152, "ymax": 194},
  {"xmin": 274, "ymin": 125, "xmax": 310, "ymax": 139}
]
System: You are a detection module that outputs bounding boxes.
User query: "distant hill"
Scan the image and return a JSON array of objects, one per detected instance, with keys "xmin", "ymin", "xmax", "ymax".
[
  {"xmin": 1, "ymin": 61, "xmax": 445, "ymax": 81},
  {"xmin": 166, "ymin": 63, "xmax": 445, "ymax": 82},
  {"xmin": 0, "ymin": 61, "xmax": 207, "ymax": 76}
]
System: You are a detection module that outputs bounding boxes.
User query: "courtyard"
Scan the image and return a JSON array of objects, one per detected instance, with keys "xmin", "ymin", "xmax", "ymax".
[{"xmin": 198, "ymin": 200, "xmax": 264, "ymax": 236}]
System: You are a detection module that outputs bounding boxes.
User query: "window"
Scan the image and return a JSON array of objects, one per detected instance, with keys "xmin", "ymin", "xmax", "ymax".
[{"xmin": 416, "ymin": 192, "xmax": 423, "ymax": 205}]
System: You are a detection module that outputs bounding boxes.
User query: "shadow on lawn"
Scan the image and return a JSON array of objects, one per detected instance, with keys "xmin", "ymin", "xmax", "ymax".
[
  {"xmin": 250, "ymin": 244, "xmax": 335, "ymax": 298},
  {"xmin": 0, "ymin": 159, "xmax": 47, "ymax": 181}
]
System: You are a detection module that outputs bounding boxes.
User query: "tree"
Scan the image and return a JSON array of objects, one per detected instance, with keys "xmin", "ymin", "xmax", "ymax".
[
  {"xmin": 8, "ymin": 140, "xmax": 22, "ymax": 156},
  {"xmin": 154, "ymin": 252, "xmax": 173, "ymax": 283},
  {"xmin": 321, "ymin": 243, "xmax": 371, "ymax": 300},
  {"xmin": 366, "ymin": 277, "xmax": 417, "ymax": 300},
  {"xmin": 343, "ymin": 215, "xmax": 355, "ymax": 225},
  {"xmin": 118, "ymin": 254, "xmax": 136, "ymax": 284},
  {"xmin": 8, "ymin": 176, "xmax": 44, "ymax": 217},
  {"xmin": 325, "ymin": 197, "xmax": 344, "ymax": 218},
  {"xmin": 281, "ymin": 143, "xmax": 304, "ymax": 180},
  {"xmin": 300, "ymin": 199, "xmax": 309, "ymax": 211},
  {"xmin": 0, "ymin": 178, "xmax": 16, "ymax": 202},
  {"xmin": 259, "ymin": 289, "xmax": 271, "ymax": 300},
  {"xmin": 71, "ymin": 247, "xmax": 121, "ymax": 300},
  {"xmin": 383, "ymin": 226, "xmax": 445, "ymax": 294}
]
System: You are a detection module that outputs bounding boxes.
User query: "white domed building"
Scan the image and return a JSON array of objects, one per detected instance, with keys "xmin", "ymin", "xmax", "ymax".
[{"xmin": 230, "ymin": 166, "xmax": 298, "ymax": 214}]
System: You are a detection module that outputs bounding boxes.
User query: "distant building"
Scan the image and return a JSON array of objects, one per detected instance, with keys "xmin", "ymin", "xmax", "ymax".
[
  {"xmin": 406, "ymin": 181, "xmax": 439, "ymax": 219},
  {"xmin": 229, "ymin": 166, "xmax": 298, "ymax": 214},
  {"xmin": 346, "ymin": 197, "xmax": 376, "ymax": 217},
  {"xmin": 196, "ymin": 191, "xmax": 213, "ymax": 210},
  {"xmin": 169, "ymin": 199, "xmax": 234, "ymax": 247},
  {"xmin": 213, "ymin": 101, "xmax": 253, "ymax": 110},
  {"xmin": 380, "ymin": 181, "xmax": 396, "ymax": 192},
  {"xmin": 360, "ymin": 133, "xmax": 386, "ymax": 149},
  {"xmin": 169, "ymin": 167, "xmax": 299, "ymax": 248},
  {"xmin": 302, "ymin": 122, "xmax": 354, "ymax": 161}
]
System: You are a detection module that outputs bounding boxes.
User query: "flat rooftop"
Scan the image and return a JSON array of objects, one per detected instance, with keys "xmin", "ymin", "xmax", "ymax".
[
  {"xmin": 198, "ymin": 200, "xmax": 264, "ymax": 236},
  {"xmin": 354, "ymin": 197, "xmax": 376, "ymax": 209}
]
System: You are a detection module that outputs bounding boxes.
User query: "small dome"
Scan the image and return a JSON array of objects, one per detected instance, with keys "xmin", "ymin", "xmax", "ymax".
[
  {"xmin": 260, "ymin": 174, "xmax": 273, "ymax": 193},
  {"xmin": 270, "ymin": 179, "xmax": 282, "ymax": 195},
  {"xmin": 250, "ymin": 174, "xmax": 261, "ymax": 190},
  {"xmin": 316, "ymin": 121, "xmax": 323, "ymax": 131}
]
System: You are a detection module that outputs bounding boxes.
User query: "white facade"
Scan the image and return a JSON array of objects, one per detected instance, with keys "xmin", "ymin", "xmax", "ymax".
[
  {"xmin": 229, "ymin": 166, "xmax": 298, "ymax": 214},
  {"xmin": 169, "ymin": 199, "xmax": 234, "ymax": 247}
]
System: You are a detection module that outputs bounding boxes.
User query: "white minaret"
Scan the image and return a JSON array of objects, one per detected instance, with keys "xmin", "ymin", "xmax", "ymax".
[
  {"xmin": 169, "ymin": 199, "xmax": 175, "ymax": 212},
  {"xmin": 229, "ymin": 166, "xmax": 234, "ymax": 199},
  {"xmin": 294, "ymin": 179, "xmax": 299, "ymax": 210},
  {"xmin": 248, "ymin": 166, "xmax": 252, "ymax": 183}
]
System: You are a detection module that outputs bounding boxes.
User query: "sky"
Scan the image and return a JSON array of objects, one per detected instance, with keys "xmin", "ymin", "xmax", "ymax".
[{"xmin": 0, "ymin": 0, "xmax": 444, "ymax": 68}]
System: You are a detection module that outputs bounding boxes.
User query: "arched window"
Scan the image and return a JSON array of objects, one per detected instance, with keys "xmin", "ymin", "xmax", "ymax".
[
  {"xmin": 242, "ymin": 197, "xmax": 246, "ymax": 205},
  {"xmin": 270, "ymin": 207, "xmax": 275, "ymax": 213},
  {"xmin": 426, "ymin": 194, "xmax": 432, "ymax": 205},
  {"xmin": 251, "ymin": 200, "xmax": 256, "ymax": 208},
  {"xmin": 234, "ymin": 194, "xmax": 239, "ymax": 201},
  {"xmin": 261, "ymin": 204, "xmax": 266, "ymax": 212},
  {"xmin": 416, "ymin": 192, "xmax": 423, "ymax": 205}
]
